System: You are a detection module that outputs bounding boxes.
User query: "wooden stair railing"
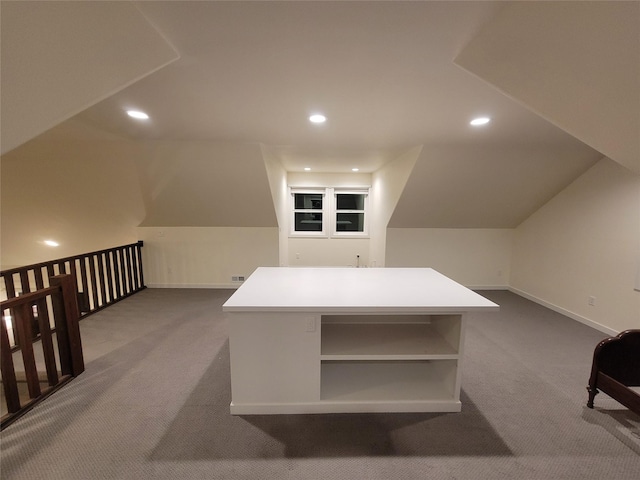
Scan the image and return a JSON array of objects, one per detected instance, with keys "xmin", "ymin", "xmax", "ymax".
[
  {"xmin": 1, "ymin": 241, "xmax": 145, "ymax": 349},
  {"xmin": 1, "ymin": 274, "xmax": 85, "ymax": 429}
]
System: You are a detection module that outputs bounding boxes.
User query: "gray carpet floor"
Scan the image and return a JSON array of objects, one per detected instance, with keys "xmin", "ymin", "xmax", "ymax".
[{"xmin": 1, "ymin": 288, "xmax": 638, "ymax": 479}]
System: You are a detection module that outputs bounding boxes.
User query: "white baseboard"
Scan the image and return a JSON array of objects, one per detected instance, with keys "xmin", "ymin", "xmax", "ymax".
[
  {"xmin": 508, "ymin": 286, "xmax": 618, "ymax": 336},
  {"xmin": 467, "ymin": 285, "xmax": 509, "ymax": 290},
  {"xmin": 146, "ymin": 283, "xmax": 240, "ymax": 289}
]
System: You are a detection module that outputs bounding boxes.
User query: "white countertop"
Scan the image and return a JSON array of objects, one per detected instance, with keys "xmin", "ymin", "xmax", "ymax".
[{"xmin": 223, "ymin": 267, "xmax": 499, "ymax": 313}]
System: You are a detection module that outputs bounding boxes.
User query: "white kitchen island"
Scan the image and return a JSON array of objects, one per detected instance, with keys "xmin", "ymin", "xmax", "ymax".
[{"xmin": 223, "ymin": 267, "xmax": 499, "ymax": 415}]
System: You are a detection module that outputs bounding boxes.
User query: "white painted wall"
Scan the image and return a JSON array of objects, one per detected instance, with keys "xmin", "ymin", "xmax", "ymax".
[
  {"xmin": 370, "ymin": 146, "xmax": 421, "ymax": 266},
  {"xmin": 288, "ymin": 237, "xmax": 369, "ymax": 268},
  {"xmin": 262, "ymin": 145, "xmax": 290, "ymax": 266},
  {"xmin": 137, "ymin": 227, "xmax": 278, "ymax": 288},
  {"xmin": 284, "ymin": 172, "xmax": 372, "ymax": 267},
  {"xmin": 510, "ymin": 158, "xmax": 640, "ymax": 334},
  {"xmin": 385, "ymin": 228, "xmax": 513, "ymax": 288}
]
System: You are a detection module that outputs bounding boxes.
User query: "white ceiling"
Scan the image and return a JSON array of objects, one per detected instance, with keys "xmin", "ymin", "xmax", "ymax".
[
  {"xmin": 6, "ymin": 1, "xmax": 630, "ymax": 229},
  {"xmin": 74, "ymin": 1, "xmax": 599, "ymax": 174}
]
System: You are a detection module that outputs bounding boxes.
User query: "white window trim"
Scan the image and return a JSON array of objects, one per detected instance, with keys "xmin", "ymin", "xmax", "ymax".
[
  {"xmin": 289, "ymin": 186, "xmax": 370, "ymax": 238},
  {"xmin": 290, "ymin": 187, "xmax": 328, "ymax": 238},
  {"xmin": 332, "ymin": 188, "xmax": 369, "ymax": 238}
]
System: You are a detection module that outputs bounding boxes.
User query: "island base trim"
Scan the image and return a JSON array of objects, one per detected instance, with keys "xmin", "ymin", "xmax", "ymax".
[{"xmin": 229, "ymin": 400, "xmax": 462, "ymax": 415}]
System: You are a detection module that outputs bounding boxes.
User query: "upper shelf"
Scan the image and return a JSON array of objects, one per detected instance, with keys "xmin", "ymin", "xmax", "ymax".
[{"xmin": 321, "ymin": 323, "xmax": 459, "ymax": 360}]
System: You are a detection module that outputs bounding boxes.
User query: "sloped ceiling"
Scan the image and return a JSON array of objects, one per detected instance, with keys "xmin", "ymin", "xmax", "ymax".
[
  {"xmin": 0, "ymin": 1, "xmax": 179, "ymax": 155},
  {"xmin": 388, "ymin": 143, "xmax": 600, "ymax": 228},
  {"xmin": 137, "ymin": 141, "xmax": 277, "ymax": 227},
  {"xmin": 454, "ymin": 1, "xmax": 640, "ymax": 174},
  {"xmin": 3, "ymin": 1, "xmax": 628, "ymax": 229}
]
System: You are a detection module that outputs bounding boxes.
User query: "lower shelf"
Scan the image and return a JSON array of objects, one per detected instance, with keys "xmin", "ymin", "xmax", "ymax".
[
  {"xmin": 320, "ymin": 360, "xmax": 458, "ymax": 403},
  {"xmin": 230, "ymin": 360, "xmax": 461, "ymax": 414}
]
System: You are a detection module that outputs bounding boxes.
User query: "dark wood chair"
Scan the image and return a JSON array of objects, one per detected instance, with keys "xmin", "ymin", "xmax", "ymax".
[{"xmin": 587, "ymin": 329, "xmax": 640, "ymax": 415}]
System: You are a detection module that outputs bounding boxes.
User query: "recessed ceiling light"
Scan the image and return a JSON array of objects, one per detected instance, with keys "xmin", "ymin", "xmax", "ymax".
[
  {"xmin": 470, "ymin": 117, "xmax": 491, "ymax": 126},
  {"xmin": 127, "ymin": 110, "xmax": 149, "ymax": 120},
  {"xmin": 304, "ymin": 167, "xmax": 311, "ymax": 171},
  {"xmin": 352, "ymin": 168, "xmax": 359, "ymax": 172},
  {"xmin": 309, "ymin": 114, "xmax": 326, "ymax": 124},
  {"xmin": 44, "ymin": 240, "xmax": 59, "ymax": 247}
]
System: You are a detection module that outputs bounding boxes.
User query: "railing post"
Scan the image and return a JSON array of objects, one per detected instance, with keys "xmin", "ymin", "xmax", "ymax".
[{"xmin": 50, "ymin": 274, "xmax": 85, "ymax": 376}]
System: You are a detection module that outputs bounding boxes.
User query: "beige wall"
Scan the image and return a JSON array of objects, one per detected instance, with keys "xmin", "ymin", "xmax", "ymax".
[
  {"xmin": 137, "ymin": 227, "xmax": 278, "ymax": 288},
  {"xmin": 0, "ymin": 121, "xmax": 145, "ymax": 268},
  {"xmin": 386, "ymin": 228, "xmax": 513, "ymax": 288},
  {"xmin": 511, "ymin": 158, "xmax": 640, "ymax": 334}
]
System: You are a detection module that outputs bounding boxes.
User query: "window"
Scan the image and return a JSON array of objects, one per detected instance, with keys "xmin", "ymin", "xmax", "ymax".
[
  {"xmin": 335, "ymin": 192, "xmax": 366, "ymax": 234},
  {"xmin": 293, "ymin": 191, "xmax": 325, "ymax": 234},
  {"xmin": 290, "ymin": 187, "xmax": 369, "ymax": 237}
]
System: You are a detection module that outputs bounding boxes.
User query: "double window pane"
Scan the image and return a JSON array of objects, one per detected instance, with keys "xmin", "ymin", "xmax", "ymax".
[
  {"xmin": 294, "ymin": 193, "xmax": 323, "ymax": 210},
  {"xmin": 294, "ymin": 193, "xmax": 323, "ymax": 232},
  {"xmin": 336, "ymin": 194, "xmax": 365, "ymax": 233},
  {"xmin": 336, "ymin": 194, "xmax": 365, "ymax": 211},
  {"xmin": 336, "ymin": 213, "xmax": 364, "ymax": 232},
  {"xmin": 295, "ymin": 212, "xmax": 323, "ymax": 231}
]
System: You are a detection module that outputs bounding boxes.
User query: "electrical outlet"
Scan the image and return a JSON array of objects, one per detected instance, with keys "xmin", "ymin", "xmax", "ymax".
[
  {"xmin": 305, "ymin": 317, "xmax": 316, "ymax": 332},
  {"xmin": 588, "ymin": 296, "xmax": 596, "ymax": 306}
]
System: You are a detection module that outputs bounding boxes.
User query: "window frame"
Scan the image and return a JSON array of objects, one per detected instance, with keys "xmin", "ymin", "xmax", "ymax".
[
  {"xmin": 289, "ymin": 186, "xmax": 370, "ymax": 238},
  {"xmin": 290, "ymin": 188, "xmax": 328, "ymax": 237},
  {"xmin": 331, "ymin": 189, "xmax": 369, "ymax": 238}
]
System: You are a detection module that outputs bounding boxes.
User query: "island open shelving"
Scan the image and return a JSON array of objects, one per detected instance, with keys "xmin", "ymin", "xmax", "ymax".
[{"xmin": 223, "ymin": 267, "xmax": 498, "ymax": 414}]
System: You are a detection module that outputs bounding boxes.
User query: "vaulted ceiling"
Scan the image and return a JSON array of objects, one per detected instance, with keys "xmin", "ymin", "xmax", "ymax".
[{"xmin": 2, "ymin": 1, "xmax": 636, "ymax": 228}]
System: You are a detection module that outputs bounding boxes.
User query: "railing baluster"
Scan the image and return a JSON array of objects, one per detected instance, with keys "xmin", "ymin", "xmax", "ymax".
[
  {"xmin": 45, "ymin": 264, "xmax": 55, "ymax": 284},
  {"xmin": 118, "ymin": 248, "xmax": 127, "ymax": 295},
  {"xmin": 5, "ymin": 275, "xmax": 16, "ymax": 299},
  {"xmin": 127, "ymin": 246, "xmax": 135, "ymax": 294},
  {"xmin": 79, "ymin": 256, "xmax": 89, "ymax": 302},
  {"xmin": 105, "ymin": 252, "xmax": 115, "ymax": 302},
  {"xmin": 19, "ymin": 270, "xmax": 30, "ymax": 295},
  {"xmin": 13, "ymin": 303, "xmax": 41, "ymax": 399},
  {"xmin": 113, "ymin": 249, "xmax": 122, "ymax": 299},
  {"xmin": 1, "ymin": 310, "xmax": 21, "ymax": 413},
  {"xmin": 88, "ymin": 255, "xmax": 99, "ymax": 311},
  {"xmin": 36, "ymin": 302, "xmax": 59, "ymax": 387},
  {"xmin": 96, "ymin": 254, "xmax": 107, "ymax": 307}
]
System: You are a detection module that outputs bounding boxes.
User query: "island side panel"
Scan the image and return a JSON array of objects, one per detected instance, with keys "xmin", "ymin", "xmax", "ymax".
[{"xmin": 228, "ymin": 312, "xmax": 321, "ymax": 413}]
